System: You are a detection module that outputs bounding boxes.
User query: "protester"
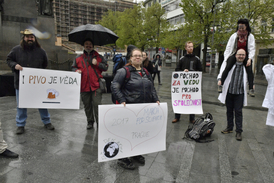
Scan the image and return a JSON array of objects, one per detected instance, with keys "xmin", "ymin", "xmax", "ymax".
[
  {"xmin": 218, "ymin": 19, "xmax": 255, "ymax": 97},
  {"xmin": 111, "ymin": 48, "xmax": 160, "ymax": 170},
  {"xmin": 152, "ymin": 54, "xmax": 162, "ymax": 85},
  {"xmin": 218, "ymin": 49, "xmax": 248, "ymax": 141},
  {"xmin": 142, "ymin": 52, "xmax": 154, "ymax": 75},
  {"xmin": 6, "ymin": 29, "xmax": 54, "ymax": 134},
  {"xmin": 172, "ymin": 41, "xmax": 202, "ymax": 123},
  {"xmin": 72, "ymin": 38, "xmax": 108, "ymax": 129},
  {"xmin": 262, "ymin": 64, "xmax": 274, "ymax": 126},
  {"xmin": 0, "ymin": 122, "xmax": 18, "ymax": 158}
]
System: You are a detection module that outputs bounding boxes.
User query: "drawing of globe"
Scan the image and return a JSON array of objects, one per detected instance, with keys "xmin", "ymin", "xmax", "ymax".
[
  {"xmin": 173, "ymin": 73, "xmax": 179, "ymax": 79},
  {"xmin": 104, "ymin": 142, "xmax": 119, "ymax": 158}
]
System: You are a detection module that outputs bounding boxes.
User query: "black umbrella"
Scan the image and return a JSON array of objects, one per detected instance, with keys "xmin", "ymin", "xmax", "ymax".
[{"xmin": 68, "ymin": 24, "xmax": 119, "ymax": 46}]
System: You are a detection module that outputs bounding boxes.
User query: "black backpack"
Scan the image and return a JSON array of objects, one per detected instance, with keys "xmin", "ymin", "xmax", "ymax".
[
  {"xmin": 184, "ymin": 113, "xmax": 215, "ymax": 143},
  {"xmin": 111, "ymin": 66, "xmax": 152, "ymax": 104}
]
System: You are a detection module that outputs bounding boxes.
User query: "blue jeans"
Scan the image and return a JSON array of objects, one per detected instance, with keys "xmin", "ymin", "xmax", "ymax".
[{"xmin": 16, "ymin": 89, "xmax": 51, "ymax": 127}]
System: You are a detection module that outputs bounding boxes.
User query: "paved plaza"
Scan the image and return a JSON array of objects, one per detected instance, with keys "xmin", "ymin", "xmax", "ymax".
[{"xmin": 0, "ymin": 66, "xmax": 273, "ymax": 183}]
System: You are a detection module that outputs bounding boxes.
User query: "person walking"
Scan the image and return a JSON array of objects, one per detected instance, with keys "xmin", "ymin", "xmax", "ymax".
[
  {"xmin": 172, "ymin": 41, "xmax": 202, "ymax": 123},
  {"xmin": 218, "ymin": 49, "xmax": 248, "ymax": 141},
  {"xmin": 218, "ymin": 19, "xmax": 255, "ymax": 97},
  {"xmin": 72, "ymin": 38, "xmax": 108, "ymax": 129},
  {"xmin": 6, "ymin": 29, "xmax": 54, "ymax": 134},
  {"xmin": 142, "ymin": 51, "xmax": 154, "ymax": 75},
  {"xmin": 262, "ymin": 64, "xmax": 274, "ymax": 126},
  {"xmin": 0, "ymin": 122, "xmax": 18, "ymax": 158},
  {"xmin": 111, "ymin": 48, "xmax": 160, "ymax": 170},
  {"xmin": 152, "ymin": 54, "xmax": 162, "ymax": 85}
]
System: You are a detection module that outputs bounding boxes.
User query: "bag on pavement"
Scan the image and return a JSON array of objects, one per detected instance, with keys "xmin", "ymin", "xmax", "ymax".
[{"xmin": 183, "ymin": 113, "xmax": 215, "ymax": 143}]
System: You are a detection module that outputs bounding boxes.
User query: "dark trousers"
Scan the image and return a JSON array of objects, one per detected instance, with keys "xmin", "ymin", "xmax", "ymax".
[
  {"xmin": 221, "ymin": 54, "xmax": 254, "ymax": 90},
  {"xmin": 153, "ymin": 71, "xmax": 161, "ymax": 84},
  {"xmin": 81, "ymin": 89, "xmax": 102, "ymax": 124},
  {"xmin": 225, "ymin": 93, "xmax": 244, "ymax": 132},
  {"xmin": 175, "ymin": 113, "xmax": 195, "ymax": 122}
]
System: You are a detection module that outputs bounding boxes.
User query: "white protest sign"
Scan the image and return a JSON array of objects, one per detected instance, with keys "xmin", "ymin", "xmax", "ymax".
[
  {"xmin": 171, "ymin": 71, "xmax": 203, "ymax": 114},
  {"xmin": 19, "ymin": 67, "xmax": 81, "ymax": 109},
  {"xmin": 98, "ymin": 103, "xmax": 168, "ymax": 162}
]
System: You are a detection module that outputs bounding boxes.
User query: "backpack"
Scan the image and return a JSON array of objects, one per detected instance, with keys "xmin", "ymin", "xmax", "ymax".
[
  {"xmin": 184, "ymin": 113, "xmax": 215, "ymax": 143},
  {"xmin": 112, "ymin": 54, "xmax": 127, "ymax": 76},
  {"xmin": 111, "ymin": 66, "xmax": 152, "ymax": 104}
]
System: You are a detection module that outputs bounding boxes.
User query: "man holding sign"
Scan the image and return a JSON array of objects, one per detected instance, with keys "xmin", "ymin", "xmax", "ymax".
[
  {"xmin": 6, "ymin": 29, "xmax": 54, "ymax": 134},
  {"xmin": 172, "ymin": 41, "xmax": 202, "ymax": 123}
]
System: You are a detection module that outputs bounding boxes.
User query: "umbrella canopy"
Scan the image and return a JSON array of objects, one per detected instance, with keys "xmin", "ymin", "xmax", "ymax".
[{"xmin": 68, "ymin": 24, "xmax": 118, "ymax": 46}]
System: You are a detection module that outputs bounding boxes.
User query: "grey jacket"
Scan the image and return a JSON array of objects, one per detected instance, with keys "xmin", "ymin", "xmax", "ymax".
[{"xmin": 111, "ymin": 65, "xmax": 159, "ymax": 104}]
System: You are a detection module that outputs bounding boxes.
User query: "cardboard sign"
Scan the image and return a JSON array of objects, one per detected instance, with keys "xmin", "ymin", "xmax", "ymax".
[
  {"xmin": 98, "ymin": 103, "xmax": 168, "ymax": 162},
  {"xmin": 171, "ymin": 71, "xmax": 203, "ymax": 114},
  {"xmin": 19, "ymin": 67, "xmax": 81, "ymax": 109}
]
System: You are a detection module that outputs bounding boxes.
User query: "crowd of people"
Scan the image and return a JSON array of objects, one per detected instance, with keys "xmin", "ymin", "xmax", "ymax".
[{"xmin": 2, "ymin": 18, "xmax": 270, "ymax": 171}]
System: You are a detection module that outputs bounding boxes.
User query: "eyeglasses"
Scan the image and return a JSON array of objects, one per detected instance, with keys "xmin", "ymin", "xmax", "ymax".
[
  {"xmin": 237, "ymin": 54, "xmax": 245, "ymax": 56},
  {"xmin": 131, "ymin": 55, "xmax": 142, "ymax": 58}
]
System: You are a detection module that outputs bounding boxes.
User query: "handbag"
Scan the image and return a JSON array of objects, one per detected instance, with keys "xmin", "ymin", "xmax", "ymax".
[{"xmin": 92, "ymin": 66, "xmax": 107, "ymax": 93}]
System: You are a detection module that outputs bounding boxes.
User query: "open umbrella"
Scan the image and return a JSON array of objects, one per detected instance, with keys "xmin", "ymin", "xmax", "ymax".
[{"xmin": 68, "ymin": 24, "xmax": 118, "ymax": 46}]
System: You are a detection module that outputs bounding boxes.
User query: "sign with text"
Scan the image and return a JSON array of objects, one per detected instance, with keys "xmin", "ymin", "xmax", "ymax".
[
  {"xmin": 171, "ymin": 71, "xmax": 203, "ymax": 114},
  {"xmin": 98, "ymin": 103, "xmax": 168, "ymax": 162},
  {"xmin": 19, "ymin": 67, "xmax": 81, "ymax": 109}
]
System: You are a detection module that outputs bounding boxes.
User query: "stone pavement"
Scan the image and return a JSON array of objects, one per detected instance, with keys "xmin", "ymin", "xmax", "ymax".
[{"xmin": 0, "ymin": 66, "xmax": 274, "ymax": 183}]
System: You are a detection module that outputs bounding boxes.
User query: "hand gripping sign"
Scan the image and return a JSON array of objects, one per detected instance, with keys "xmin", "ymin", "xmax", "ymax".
[
  {"xmin": 98, "ymin": 103, "xmax": 168, "ymax": 162},
  {"xmin": 171, "ymin": 71, "xmax": 203, "ymax": 114},
  {"xmin": 19, "ymin": 67, "xmax": 81, "ymax": 109}
]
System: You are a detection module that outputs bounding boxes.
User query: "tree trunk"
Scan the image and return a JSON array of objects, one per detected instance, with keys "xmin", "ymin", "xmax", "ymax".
[{"xmin": 202, "ymin": 36, "xmax": 208, "ymax": 73}]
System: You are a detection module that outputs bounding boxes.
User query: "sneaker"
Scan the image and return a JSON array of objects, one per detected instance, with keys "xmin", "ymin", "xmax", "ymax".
[
  {"xmin": 16, "ymin": 127, "xmax": 25, "ymax": 134},
  {"xmin": 190, "ymin": 120, "xmax": 195, "ymax": 124},
  {"xmin": 87, "ymin": 122, "xmax": 93, "ymax": 129},
  {"xmin": 132, "ymin": 155, "xmax": 145, "ymax": 164},
  {"xmin": 218, "ymin": 85, "xmax": 223, "ymax": 93},
  {"xmin": 117, "ymin": 158, "xmax": 135, "ymax": 170},
  {"xmin": 249, "ymin": 89, "xmax": 255, "ymax": 97},
  {"xmin": 44, "ymin": 123, "xmax": 55, "ymax": 130},
  {"xmin": 159, "ymin": 83, "xmax": 162, "ymax": 85},
  {"xmin": 236, "ymin": 132, "xmax": 242, "ymax": 141},
  {"xmin": 221, "ymin": 128, "xmax": 233, "ymax": 134},
  {"xmin": 0, "ymin": 149, "xmax": 19, "ymax": 158}
]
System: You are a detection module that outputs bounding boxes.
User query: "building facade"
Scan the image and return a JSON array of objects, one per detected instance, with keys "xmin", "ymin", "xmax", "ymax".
[{"xmin": 53, "ymin": 0, "xmax": 135, "ymax": 39}]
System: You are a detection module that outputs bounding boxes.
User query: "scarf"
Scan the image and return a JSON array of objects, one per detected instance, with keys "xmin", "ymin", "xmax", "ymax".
[
  {"xmin": 237, "ymin": 30, "xmax": 248, "ymax": 43},
  {"xmin": 228, "ymin": 61, "xmax": 244, "ymax": 94}
]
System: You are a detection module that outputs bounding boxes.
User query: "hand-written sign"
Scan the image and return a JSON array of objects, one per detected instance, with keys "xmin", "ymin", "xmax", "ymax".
[
  {"xmin": 19, "ymin": 67, "xmax": 81, "ymax": 109},
  {"xmin": 98, "ymin": 103, "xmax": 168, "ymax": 162},
  {"xmin": 171, "ymin": 72, "xmax": 203, "ymax": 114}
]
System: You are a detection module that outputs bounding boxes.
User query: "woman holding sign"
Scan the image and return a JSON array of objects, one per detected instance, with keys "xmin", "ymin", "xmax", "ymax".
[{"xmin": 111, "ymin": 48, "xmax": 160, "ymax": 170}]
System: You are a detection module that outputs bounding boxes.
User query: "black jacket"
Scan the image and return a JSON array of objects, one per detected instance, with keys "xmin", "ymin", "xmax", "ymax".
[
  {"xmin": 152, "ymin": 58, "xmax": 162, "ymax": 72},
  {"xmin": 175, "ymin": 54, "xmax": 202, "ymax": 72},
  {"xmin": 143, "ymin": 60, "xmax": 154, "ymax": 74},
  {"xmin": 111, "ymin": 65, "xmax": 159, "ymax": 104},
  {"xmin": 6, "ymin": 45, "xmax": 48, "ymax": 89}
]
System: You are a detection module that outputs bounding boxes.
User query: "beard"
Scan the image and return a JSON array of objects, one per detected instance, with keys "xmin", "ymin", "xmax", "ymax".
[{"xmin": 23, "ymin": 40, "xmax": 36, "ymax": 50}]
